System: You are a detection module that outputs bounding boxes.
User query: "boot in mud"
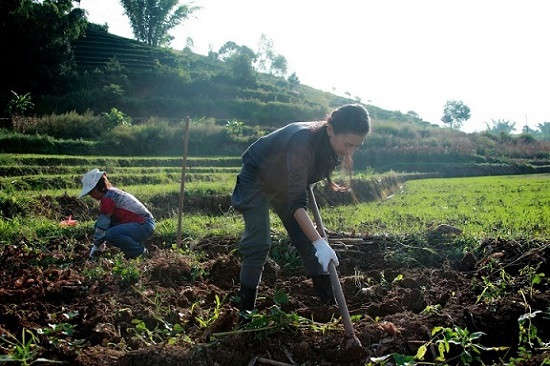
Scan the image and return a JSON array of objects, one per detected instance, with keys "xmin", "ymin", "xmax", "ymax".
[
  {"xmin": 312, "ymin": 275, "xmax": 336, "ymax": 305},
  {"xmin": 238, "ymin": 285, "xmax": 258, "ymax": 324}
]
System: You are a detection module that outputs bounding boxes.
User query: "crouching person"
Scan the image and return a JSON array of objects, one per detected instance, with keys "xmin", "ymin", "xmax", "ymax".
[{"xmin": 79, "ymin": 169, "xmax": 155, "ymax": 259}]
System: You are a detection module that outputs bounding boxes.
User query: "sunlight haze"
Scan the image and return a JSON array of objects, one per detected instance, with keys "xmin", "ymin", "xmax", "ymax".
[{"xmin": 79, "ymin": 0, "xmax": 550, "ymax": 133}]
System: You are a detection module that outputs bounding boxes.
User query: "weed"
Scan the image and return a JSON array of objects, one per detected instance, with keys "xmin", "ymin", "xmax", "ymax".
[
  {"xmin": 475, "ymin": 269, "xmax": 513, "ymax": 304},
  {"xmin": 195, "ymin": 295, "xmax": 222, "ymax": 328},
  {"xmin": 421, "ymin": 304, "xmax": 442, "ymax": 316},
  {"xmin": 416, "ymin": 326, "xmax": 508, "ymax": 365},
  {"xmin": 112, "ymin": 254, "xmax": 140, "ymax": 287},
  {"xmin": 0, "ymin": 328, "xmax": 63, "ymax": 365}
]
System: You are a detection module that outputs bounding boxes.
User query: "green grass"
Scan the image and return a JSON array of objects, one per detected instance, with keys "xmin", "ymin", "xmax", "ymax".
[
  {"xmin": 0, "ymin": 172, "xmax": 235, "ymax": 191},
  {"xmin": 0, "ymin": 154, "xmax": 241, "ymax": 168},
  {"xmin": 0, "ymin": 165, "xmax": 240, "ymax": 177},
  {"xmin": 321, "ymin": 174, "xmax": 550, "ymax": 239},
  {"xmin": 1, "ymin": 174, "xmax": 548, "ymax": 247}
]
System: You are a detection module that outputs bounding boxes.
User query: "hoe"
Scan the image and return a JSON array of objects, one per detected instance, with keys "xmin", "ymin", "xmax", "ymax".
[{"xmin": 308, "ymin": 185, "xmax": 363, "ymax": 350}]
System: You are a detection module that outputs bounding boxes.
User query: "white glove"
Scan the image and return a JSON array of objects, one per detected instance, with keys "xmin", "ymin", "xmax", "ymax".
[
  {"xmin": 312, "ymin": 238, "xmax": 339, "ymax": 273},
  {"xmin": 89, "ymin": 242, "xmax": 106, "ymax": 259}
]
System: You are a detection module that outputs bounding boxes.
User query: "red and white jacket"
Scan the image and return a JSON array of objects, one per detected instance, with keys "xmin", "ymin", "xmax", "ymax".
[{"xmin": 99, "ymin": 187, "xmax": 153, "ymax": 225}]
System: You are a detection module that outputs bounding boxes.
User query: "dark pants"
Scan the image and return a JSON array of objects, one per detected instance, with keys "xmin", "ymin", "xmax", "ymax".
[{"xmin": 231, "ymin": 163, "xmax": 324, "ymax": 289}]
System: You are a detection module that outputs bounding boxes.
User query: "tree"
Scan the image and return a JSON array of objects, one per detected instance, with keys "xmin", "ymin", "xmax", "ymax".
[
  {"xmin": 271, "ymin": 54, "xmax": 288, "ymax": 77},
  {"xmin": 287, "ymin": 72, "xmax": 300, "ymax": 86},
  {"xmin": 120, "ymin": 0, "xmax": 197, "ymax": 47},
  {"xmin": 485, "ymin": 119, "xmax": 516, "ymax": 135},
  {"xmin": 441, "ymin": 100, "xmax": 470, "ymax": 129},
  {"xmin": 537, "ymin": 122, "xmax": 550, "ymax": 140},
  {"xmin": 218, "ymin": 42, "xmax": 257, "ymax": 85},
  {"xmin": 0, "ymin": 0, "xmax": 87, "ymax": 111}
]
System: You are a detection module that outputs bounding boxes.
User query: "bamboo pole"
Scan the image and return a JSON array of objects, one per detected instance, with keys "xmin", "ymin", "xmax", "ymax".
[{"xmin": 176, "ymin": 116, "xmax": 191, "ymax": 247}]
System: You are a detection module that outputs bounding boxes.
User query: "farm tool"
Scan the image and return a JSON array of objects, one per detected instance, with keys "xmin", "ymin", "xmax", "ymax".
[{"xmin": 308, "ymin": 185, "xmax": 363, "ymax": 350}]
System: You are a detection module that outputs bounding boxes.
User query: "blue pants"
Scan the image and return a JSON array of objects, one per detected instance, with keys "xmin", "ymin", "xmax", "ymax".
[{"xmin": 105, "ymin": 219, "xmax": 155, "ymax": 258}]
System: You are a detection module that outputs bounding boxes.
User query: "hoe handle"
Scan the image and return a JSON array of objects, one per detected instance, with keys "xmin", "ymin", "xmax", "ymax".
[{"xmin": 308, "ymin": 185, "xmax": 356, "ymax": 340}]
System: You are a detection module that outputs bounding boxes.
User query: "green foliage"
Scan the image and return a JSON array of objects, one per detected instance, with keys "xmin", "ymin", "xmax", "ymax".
[
  {"xmin": 225, "ymin": 119, "xmax": 245, "ymax": 136},
  {"xmin": 441, "ymin": 100, "xmax": 471, "ymax": 129},
  {"xmin": 417, "ymin": 326, "xmax": 507, "ymax": 365},
  {"xmin": 102, "ymin": 107, "xmax": 132, "ymax": 130},
  {"xmin": 112, "ymin": 254, "xmax": 140, "ymax": 287},
  {"xmin": 537, "ymin": 122, "xmax": 550, "ymax": 141},
  {"xmin": 0, "ymin": 328, "xmax": 62, "ymax": 365},
  {"xmin": 120, "ymin": 0, "xmax": 197, "ymax": 47},
  {"xmin": 129, "ymin": 318, "xmax": 189, "ymax": 346},
  {"xmin": 7, "ymin": 90, "xmax": 34, "ymax": 116},
  {"xmin": 485, "ymin": 119, "xmax": 517, "ymax": 135},
  {"xmin": 194, "ymin": 294, "xmax": 222, "ymax": 328},
  {"xmin": 1, "ymin": 0, "xmax": 87, "ymax": 110}
]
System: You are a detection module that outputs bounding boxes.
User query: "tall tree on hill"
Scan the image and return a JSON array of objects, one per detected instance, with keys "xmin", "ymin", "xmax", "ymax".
[
  {"xmin": 485, "ymin": 119, "xmax": 516, "ymax": 135},
  {"xmin": 441, "ymin": 100, "xmax": 470, "ymax": 129},
  {"xmin": 120, "ymin": 0, "xmax": 197, "ymax": 47},
  {"xmin": 537, "ymin": 122, "xmax": 550, "ymax": 141}
]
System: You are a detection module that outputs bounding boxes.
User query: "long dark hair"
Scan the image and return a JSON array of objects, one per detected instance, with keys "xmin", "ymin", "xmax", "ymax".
[{"xmin": 321, "ymin": 104, "xmax": 371, "ymax": 193}]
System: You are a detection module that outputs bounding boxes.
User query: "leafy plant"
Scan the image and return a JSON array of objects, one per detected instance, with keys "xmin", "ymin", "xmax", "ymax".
[
  {"xmin": 416, "ymin": 326, "xmax": 507, "ymax": 365},
  {"xmin": 195, "ymin": 295, "xmax": 222, "ymax": 328},
  {"xmin": 225, "ymin": 119, "xmax": 245, "ymax": 136},
  {"xmin": 112, "ymin": 255, "xmax": 140, "ymax": 287},
  {"xmin": 475, "ymin": 269, "xmax": 513, "ymax": 304},
  {"xmin": 7, "ymin": 90, "xmax": 34, "ymax": 116},
  {"xmin": 0, "ymin": 328, "xmax": 62, "ymax": 365},
  {"xmin": 101, "ymin": 107, "xmax": 132, "ymax": 130}
]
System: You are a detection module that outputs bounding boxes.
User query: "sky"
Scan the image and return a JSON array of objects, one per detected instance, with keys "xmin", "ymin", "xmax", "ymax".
[{"xmin": 78, "ymin": 0, "xmax": 550, "ymax": 133}]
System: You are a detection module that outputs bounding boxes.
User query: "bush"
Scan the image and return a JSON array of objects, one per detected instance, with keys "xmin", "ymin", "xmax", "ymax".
[{"xmin": 13, "ymin": 111, "xmax": 105, "ymax": 139}]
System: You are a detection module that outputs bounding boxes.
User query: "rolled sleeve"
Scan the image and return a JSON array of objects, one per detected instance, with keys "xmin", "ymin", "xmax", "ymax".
[{"xmin": 286, "ymin": 136, "xmax": 312, "ymax": 217}]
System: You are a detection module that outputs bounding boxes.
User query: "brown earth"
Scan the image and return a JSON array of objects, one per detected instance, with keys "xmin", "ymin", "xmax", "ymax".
[{"xmin": 0, "ymin": 234, "xmax": 548, "ymax": 365}]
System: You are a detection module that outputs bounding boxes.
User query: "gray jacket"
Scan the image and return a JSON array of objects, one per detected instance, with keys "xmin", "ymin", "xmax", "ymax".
[{"xmin": 241, "ymin": 121, "xmax": 339, "ymax": 216}]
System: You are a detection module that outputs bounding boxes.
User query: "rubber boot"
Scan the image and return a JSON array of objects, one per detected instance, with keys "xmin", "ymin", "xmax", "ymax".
[
  {"xmin": 239, "ymin": 285, "xmax": 258, "ymax": 312},
  {"xmin": 311, "ymin": 275, "xmax": 335, "ymax": 305}
]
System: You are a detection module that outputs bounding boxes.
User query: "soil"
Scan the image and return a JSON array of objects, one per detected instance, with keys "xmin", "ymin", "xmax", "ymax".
[{"xmin": 0, "ymin": 234, "xmax": 548, "ymax": 365}]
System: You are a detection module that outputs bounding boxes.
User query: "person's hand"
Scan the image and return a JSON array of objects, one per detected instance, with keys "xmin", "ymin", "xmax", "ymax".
[
  {"xmin": 93, "ymin": 227, "xmax": 106, "ymax": 242},
  {"xmin": 89, "ymin": 241, "xmax": 106, "ymax": 259},
  {"xmin": 312, "ymin": 238, "xmax": 339, "ymax": 272},
  {"xmin": 89, "ymin": 243, "xmax": 100, "ymax": 259}
]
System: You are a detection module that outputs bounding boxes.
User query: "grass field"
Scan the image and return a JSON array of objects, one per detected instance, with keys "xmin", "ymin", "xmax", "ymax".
[{"xmin": 1, "ymin": 154, "xmax": 548, "ymax": 365}]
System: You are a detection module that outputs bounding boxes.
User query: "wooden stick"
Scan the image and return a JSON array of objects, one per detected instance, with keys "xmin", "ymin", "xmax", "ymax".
[
  {"xmin": 257, "ymin": 358, "xmax": 294, "ymax": 366},
  {"xmin": 176, "ymin": 116, "xmax": 191, "ymax": 248},
  {"xmin": 308, "ymin": 185, "xmax": 361, "ymax": 346}
]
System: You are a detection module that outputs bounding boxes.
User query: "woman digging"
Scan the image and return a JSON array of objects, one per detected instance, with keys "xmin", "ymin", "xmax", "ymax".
[
  {"xmin": 232, "ymin": 104, "xmax": 370, "ymax": 313},
  {"xmin": 79, "ymin": 169, "xmax": 155, "ymax": 259}
]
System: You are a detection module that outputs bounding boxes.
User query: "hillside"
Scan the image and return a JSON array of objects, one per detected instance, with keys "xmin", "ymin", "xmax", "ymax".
[{"xmin": 37, "ymin": 23, "xmax": 430, "ymax": 128}]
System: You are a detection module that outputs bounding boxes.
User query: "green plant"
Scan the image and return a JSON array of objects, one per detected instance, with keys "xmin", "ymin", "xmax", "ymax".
[
  {"xmin": 0, "ymin": 328, "xmax": 62, "ymax": 365},
  {"xmin": 270, "ymin": 240, "xmax": 301, "ymax": 269},
  {"xmin": 101, "ymin": 107, "xmax": 132, "ymax": 130},
  {"xmin": 519, "ymin": 265, "xmax": 545, "ymax": 298},
  {"xmin": 7, "ymin": 90, "xmax": 34, "ymax": 116},
  {"xmin": 195, "ymin": 295, "xmax": 222, "ymax": 328},
  {"xmin": 112, "ymin": 255, "xmax": 140, "ymax": 287},
  {"xmin": 475, "ymin": 269, "xmax": 513, "ymax": 304},
  {"xmin": 421, "ymin": 304, "xmax": 442, "ymax": 316},
  {"xmin": 225, "ymin": 119, "xmax": 245, "ymax": 136},
  {"xmin": 416, "ymin": 326, "xmax": 507, "ymax": 365}
]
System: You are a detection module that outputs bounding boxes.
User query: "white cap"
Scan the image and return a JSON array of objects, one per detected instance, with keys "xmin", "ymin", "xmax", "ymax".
[{"xmin": 78, "ymin": 168, "xmax": 105, "ymax": 198}]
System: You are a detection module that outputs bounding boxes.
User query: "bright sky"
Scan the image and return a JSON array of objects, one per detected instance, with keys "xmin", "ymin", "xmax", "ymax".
[{"xmin": 79, "ymin": 0, "xmax": 550, "ymax": 133}]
